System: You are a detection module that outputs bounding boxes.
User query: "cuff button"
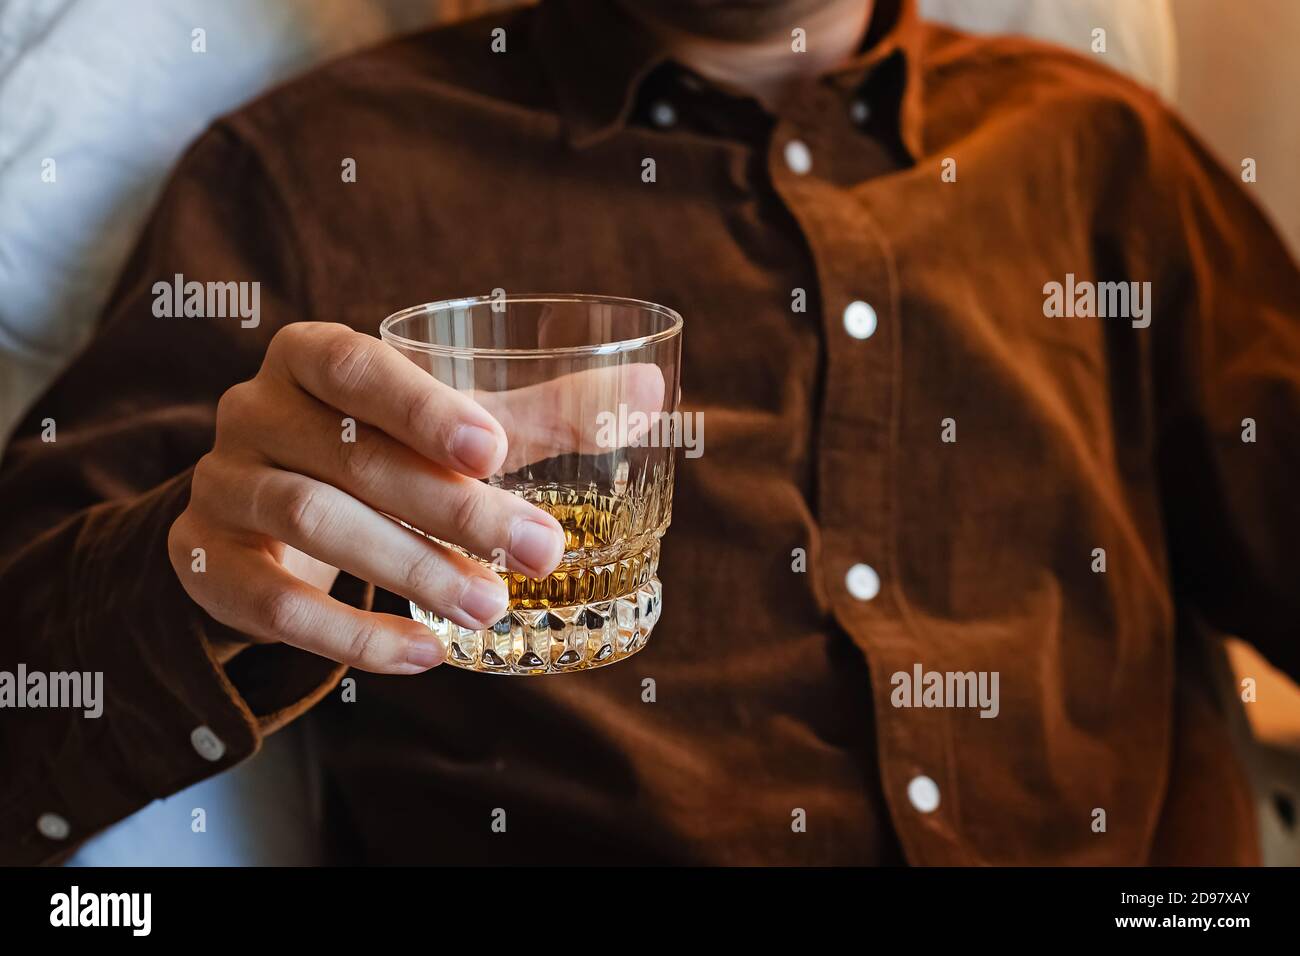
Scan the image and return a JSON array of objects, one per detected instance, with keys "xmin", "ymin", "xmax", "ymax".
[
  {"xmin": 37, "ymin": 812, "xmax": 70, "ymax": 840},
  {"xmin": 190, "ymin": 725, "xmax": 227, "ymax": 762}
]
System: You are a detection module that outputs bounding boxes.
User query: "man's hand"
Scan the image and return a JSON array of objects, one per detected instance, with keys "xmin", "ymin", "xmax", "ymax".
[{"xmin": 168, "ymin": 322, "xmax": 568, "ymax": 675}]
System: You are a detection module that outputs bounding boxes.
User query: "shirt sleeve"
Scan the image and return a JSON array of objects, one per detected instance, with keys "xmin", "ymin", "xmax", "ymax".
[
  {"xmin": 1152, "ymin": 111, "xmax": 1300, "ymax": 682},
  {"xmin": 0, "ymin": 122, "xmax": 350, "ymax": 864}
]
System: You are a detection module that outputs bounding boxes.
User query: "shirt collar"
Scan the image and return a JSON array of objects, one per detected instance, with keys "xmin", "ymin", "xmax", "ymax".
[{"xmin": 534, "ymin": 0, "xmax": 926, "ymax": 158}]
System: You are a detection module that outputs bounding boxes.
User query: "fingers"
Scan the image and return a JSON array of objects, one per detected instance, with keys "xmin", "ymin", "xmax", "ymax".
[
  {"xmin": 264, "ymin": 323, "xmax": 509, "ymax": 478},
  {"xmin": 177, "ymin": 323, "xmax": 674, "ymax": 680},
  {"xmin": 243, "ymin": 387, "xmax": 566, "ymax": 577},
  {"xmin": 194, "ymin": 455, "xmax": 511, "ymax": 630},
  {"xmin": 262, "ymin": 323, "xmax": 668, "ymax": 477},
  {"xmin": 170, "ymin": 517, "xmax": 447, "ymax": 675},
  {"xmin": 472, "ymin": 363, "xmax": 668, "ymax": 472}
]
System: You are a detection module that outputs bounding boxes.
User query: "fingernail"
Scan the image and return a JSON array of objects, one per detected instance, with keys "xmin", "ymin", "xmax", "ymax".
[
  {"xmin": 406, "ymin": 641, "xmax": 444, "ymax": 670},
  {"xmin": 509, "ymin": 518, "xmax": 565, "ymax": 576},
  {"xmin": 459, "ymin": 576, "xmax": 508, "ymax": 625},
  {"xmin": 450, "ymin": 425, "xmax": 501, "ymax": 474}
]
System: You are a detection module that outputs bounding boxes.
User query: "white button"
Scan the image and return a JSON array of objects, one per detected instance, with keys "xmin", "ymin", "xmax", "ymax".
[
  {"xmin": 190, "ymin": 725, "xmax": 226, "ymax": 762},
  {"xmin": 843, "ymin": 300, "xmax": 877, "ymax": 339},
  {"xmin": 650, "ymin": 101, "xmax": 676, "ymax": 128},
  {"xmin": 37, "ymin": 812, "xmax": 70, "ymax": 840},
  {"xmin": 784, "ymin": 138, "xmax": 812, "ymax": 175},
  {"xmin": 907, "ymin": 775, "xmax": 941, "ymax": 813},
  {"xmin": 849, "ymin": 99, "xmax": 871, "ymax": 124},
  {"xmin": 845, "ymin": 563, "xmax": 880, "ymax": 601}
]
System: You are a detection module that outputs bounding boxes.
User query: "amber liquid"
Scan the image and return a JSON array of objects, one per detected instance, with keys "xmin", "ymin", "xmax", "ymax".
[
  {"xmin": 499, "ymin": 487, "xmax": 657, "ymax": 608},
  {"xmin": 408, "ymin": 480, "xmax": 668, "ymax": 674}
]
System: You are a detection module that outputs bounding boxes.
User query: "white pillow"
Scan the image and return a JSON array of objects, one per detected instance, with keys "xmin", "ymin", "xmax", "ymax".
[
  {"xmin": 0, "ymin": 0, "xmax": 445, "ymax": 438},
  {"xmin": 918, "ymin": 0, "xmax": 1177, "ymax": 99}
]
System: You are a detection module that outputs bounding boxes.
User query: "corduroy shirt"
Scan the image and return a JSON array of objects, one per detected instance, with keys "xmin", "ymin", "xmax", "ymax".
[{"xmin": 1, "ymin": 0, "xmax": 1297, "ymax": 864}]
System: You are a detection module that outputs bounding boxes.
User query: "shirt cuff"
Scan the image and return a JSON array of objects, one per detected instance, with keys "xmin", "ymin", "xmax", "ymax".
[{"xmin": 2, "ymin": 470, "xmax": 350, "ymax": 863}]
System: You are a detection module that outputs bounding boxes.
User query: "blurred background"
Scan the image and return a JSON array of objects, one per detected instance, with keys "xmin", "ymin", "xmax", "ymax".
[{"xmin": 1, "ymin": 0, "xmax": 1296, "ymax": 864}]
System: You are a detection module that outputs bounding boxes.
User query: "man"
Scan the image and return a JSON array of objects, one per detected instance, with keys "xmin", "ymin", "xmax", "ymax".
[{"xmin": 1, "ymin": 0, "xmax": 1296, "ymax": 865}]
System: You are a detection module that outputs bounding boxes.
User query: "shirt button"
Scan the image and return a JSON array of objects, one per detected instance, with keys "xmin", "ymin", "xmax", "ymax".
[
  {"xmin": 843, "ymin": 300, "xmax": 877, "ymax": 339},
  {"xmin": 908, "ymin": 775, "xmax": 941, "ymax": 813},
  {"xmin": 649, "ymin": 100, "xmax": 676, "ymax": 128},
  {"xmin": 849, "ymin": 98, "xmax": 871, "ymax": 124},
  {"xmin": 37, "ymin": 812, "xmax": 70, "ymax": 840},
  {"xmin": 784, "ymin": 138, "xmax": 812, "ymax": 175},
  {"xmin": 190, "ymin": 725, "xmax": 226, "ymax": 762},
  {"xmin": 845, "ymin": 563, "xmax": 880, "ymax": 601}
]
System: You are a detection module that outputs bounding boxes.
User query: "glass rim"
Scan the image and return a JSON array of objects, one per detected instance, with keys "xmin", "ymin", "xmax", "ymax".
[{"xmin": 379, "ymin": 293, "xmax": 683, "ymax": 359}]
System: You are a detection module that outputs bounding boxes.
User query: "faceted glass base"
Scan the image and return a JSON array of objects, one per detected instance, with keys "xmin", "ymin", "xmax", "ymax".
[{"xmin": 411, "ymin": 577, "xmax": 663, "ymax": 675}]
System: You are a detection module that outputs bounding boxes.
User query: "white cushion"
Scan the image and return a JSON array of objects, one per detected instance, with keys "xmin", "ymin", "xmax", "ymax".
[
  {"xmin": 919, "ymin": 0, "xmax": 1177, "ymax": 98},
  {"xmin": 0, "ymin": 0, "xmax": 445, "ymax": 438}
]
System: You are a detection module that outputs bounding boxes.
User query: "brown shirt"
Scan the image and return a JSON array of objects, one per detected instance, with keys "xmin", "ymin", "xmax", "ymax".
[{"xmin": 2, "ymin": 0, "xmax": 1296, "ymax": 865}]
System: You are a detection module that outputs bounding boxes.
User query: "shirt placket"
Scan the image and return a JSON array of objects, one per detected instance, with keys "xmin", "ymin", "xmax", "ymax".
[{"xmin": 764, "ymin": 82, "xmax": 971, "ymax": 864}]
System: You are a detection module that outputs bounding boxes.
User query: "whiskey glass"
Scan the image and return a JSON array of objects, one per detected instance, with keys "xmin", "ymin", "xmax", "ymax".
[{"xmin": 380, "ymin": 294, "xmax": 682, "ymax": 675}]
